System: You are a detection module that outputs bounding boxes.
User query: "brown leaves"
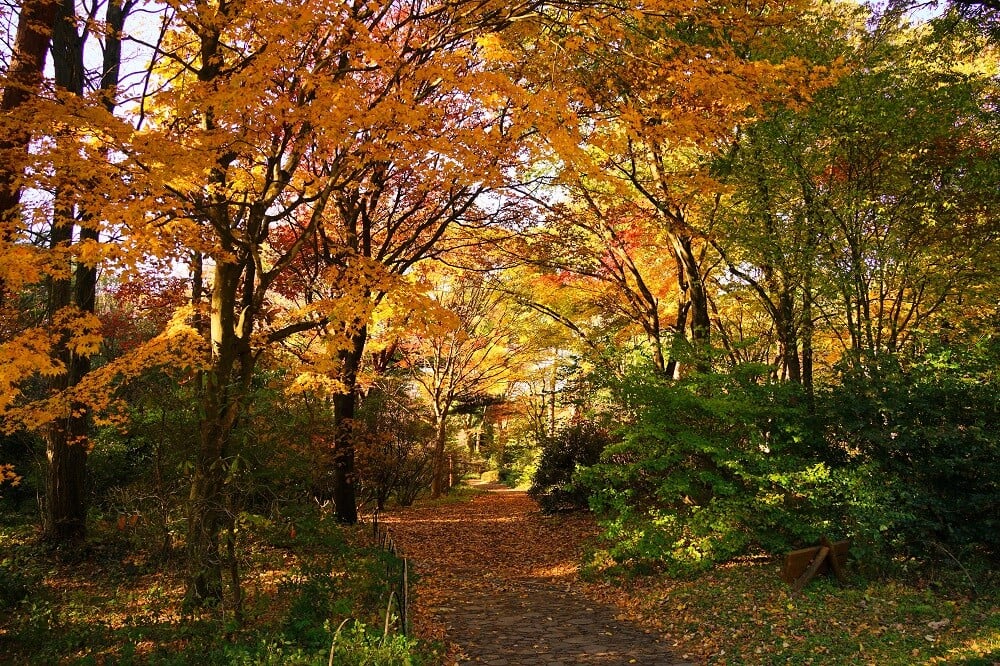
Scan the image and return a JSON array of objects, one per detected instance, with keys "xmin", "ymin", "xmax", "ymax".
[{"xmin": 381, "ymin": 484, "xmax": 599, "ymax": 650}]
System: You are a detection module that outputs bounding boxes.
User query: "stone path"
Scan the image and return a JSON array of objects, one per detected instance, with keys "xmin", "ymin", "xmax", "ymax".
[{"xmin": 384, "ymin": 484, "xmax": 696, "ymax": 665}]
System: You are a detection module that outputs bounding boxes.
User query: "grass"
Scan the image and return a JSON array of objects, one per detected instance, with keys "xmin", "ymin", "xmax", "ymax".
[
  {"xmin": 400, "ymin": 481, "xmax": 487, "ymax": 509},
  {"xmin": 0, "ymin": 506, "xmax": 439, "ymax": 665},
  {"xmin": 583, "ymin": 553, "xmax": 1000, "ymax": 665}
]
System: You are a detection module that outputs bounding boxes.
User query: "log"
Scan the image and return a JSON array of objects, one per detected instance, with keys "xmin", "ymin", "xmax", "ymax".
[{"xmin": 791, "ymin": 546, "xmax": 829, "ymax": 594}]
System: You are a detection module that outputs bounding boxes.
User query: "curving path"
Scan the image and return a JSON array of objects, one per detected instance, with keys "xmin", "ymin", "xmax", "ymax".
[{"xmin": 383, "ymin": 483, "xmax": 696, "ymax": 666}]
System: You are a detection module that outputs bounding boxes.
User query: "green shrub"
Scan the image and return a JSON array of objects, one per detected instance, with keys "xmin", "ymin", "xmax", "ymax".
[
  {"xmin": 496, "ymin": 439, "xmax": 534, "ymax": 488},
  {"xmin": 579, "ymin": 367, "xmax": 825, "ymax": 574},
  {"xmin": 529, "ymin": 420, "xmax": 614, "ymax": 513},
  {"xmin": 579, "ymin": 342, "xmax": 1000, "ymax": 578},
  {"xmin": 329, "ymin": 621, "xmax": 419, "ymax": 666},
  {"xmin": 149, "ymin": 621, "xmax": 419, "ymax": 666},
  {"xmin": 818, "ymin": 349, "xmax": 1000, "ymax": 566}
]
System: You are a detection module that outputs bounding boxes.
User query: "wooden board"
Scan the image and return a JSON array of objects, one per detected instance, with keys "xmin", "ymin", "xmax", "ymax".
[
  {"xmin": 781, "ymin": 540, "xmax": 849, "ymax": 586},
  {"xmin": 792, "ymin": 546, "xmax": 829, "ymax": 594}
]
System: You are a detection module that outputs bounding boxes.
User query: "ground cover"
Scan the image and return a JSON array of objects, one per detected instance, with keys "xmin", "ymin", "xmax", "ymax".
[
  {"xmin": 583, "ymin": 557, "xmax": 999, "ymax": 665},
  {"xmin": 2, "ymin": 484, "xmax": 996, "ymax": 665},
  {"xmin": 0, "ymin": 507, "xmax": 434, "ymax": 665}
]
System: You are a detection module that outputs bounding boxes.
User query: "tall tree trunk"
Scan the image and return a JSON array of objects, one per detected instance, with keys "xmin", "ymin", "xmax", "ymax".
[
  {"xmin": 42, "ymin": 0, "xmax": 114, "ymax": 543},
  {"xmin": 0, "ymin": 0, "xmax": 60, "ymax": 305},
  {"xmin": 648, "ymin": 306, "xmax": 667, "ymax": 375},
  {"xmin": 331, "ymin": 326, "xmax": 367, "ymax": 524},
  {"xmin": 187, "ymin": 258, "xmax": 242, "ymax": 604},
  {"xmin": 430, "ymin": 407, "xmax": 450, "ymax": 498},
  {"xmin": 671, "ymin": 233, "xmax": 711, "ymax": 373},
  {"xmin": 548, "ymin": 361, "xmax": 556, "ymax": 438},
  {"xmin": 183, "ymin": 7, "xmax": 244, "ymax": 606},
  {"xmin": 43, "ymin": 218, "xmax": 96, "ymax": 543},
  {"xmin": 43, "ymin": 201, "xmax": 86, "ymax": 542},
  {"xmin": 665, "ymin": 300, "xmax": 689, "ymax": 380},
  {"xmin": 777, "ymin": 289, "xmax": 801, "ymax": 383},
  {"xmin": 801, "ymin": 276, "xmax": 815, "ymax": 400}
]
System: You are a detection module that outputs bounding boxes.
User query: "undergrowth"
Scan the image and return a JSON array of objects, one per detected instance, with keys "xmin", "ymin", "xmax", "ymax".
[{"xmin": 0, "ymin": 506, "xmax": 438, "ymax": 665}]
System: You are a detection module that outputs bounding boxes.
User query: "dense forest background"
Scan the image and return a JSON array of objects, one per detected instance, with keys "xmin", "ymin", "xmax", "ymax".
[{"xmin": 1, "ymin": 0, "xmax": 998, "ymax": 662}]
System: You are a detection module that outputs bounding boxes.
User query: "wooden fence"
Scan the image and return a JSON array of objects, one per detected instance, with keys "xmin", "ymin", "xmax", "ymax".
[{"xmin": 368, "ymin": 508, "xmax": 409, "ymax": 637}]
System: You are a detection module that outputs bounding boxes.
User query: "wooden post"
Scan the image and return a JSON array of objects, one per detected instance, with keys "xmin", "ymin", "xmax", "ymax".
[
  {"xmin": 821, "ymin": 536, "xmax": 847, "ymax": 582},
  {"xmin": 402, "ymin": 558, "xmax": 409, "ymax": 636},
  {"xmin": 782, "ymin": 539, "xmax": 850, "ymax": 588}
]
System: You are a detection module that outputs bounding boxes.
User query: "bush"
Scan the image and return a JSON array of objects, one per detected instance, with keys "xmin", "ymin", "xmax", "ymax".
[
  {"xmin": 529, "ymin": 420, "xmax": 614, "ymax": 513},
  {"xmin": 818, "ymin": 349, "xmax": 1000, "ymax": 566},
  {"xmin": 354, "ymin": 383, "xmax": 436, "ymax": 510},
  {"xmin": 577, "ymin": 343, "xmax": 1000, "ymax": 578},
  {"xmin": 328, "ymin": 621, "xmax": 420, "ymax": 666},
  {"xmin": 496, "ymin": 439, "xmax": 534, "ymax": 488},
  {"xmin": 578, "ymin": 367, "xmax": 826, "ymax": 574}
]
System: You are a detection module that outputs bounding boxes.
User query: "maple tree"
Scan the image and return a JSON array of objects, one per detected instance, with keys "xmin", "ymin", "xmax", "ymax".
[
  {"xmin": 493, "ymin": 0, "xmax": 837, "ymax": 377},
  {"xmin": 111, "ymin": 0, "xmax": 559, "ymax": 600},
  {"xmin": 2, "ymin": 0, "xmax": 538, "ymax": 601},
  {"xmin": 511, "ymin": 177, "xmax": 680, "ymax": 375},
  {"xmin": 41, "ymin": 0, "xmax": 134, "ymax": 543},
  {"xmin": 273, "ymin": 153, "xmax": 522, "ymax": 521},
  {"xmin": 0, "ymin": 0, "xmax": 135, "ymax": 540}
]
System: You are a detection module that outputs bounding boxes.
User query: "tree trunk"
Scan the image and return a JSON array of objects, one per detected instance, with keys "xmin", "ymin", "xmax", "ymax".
[
  {"xmin": 0, "ymin": 2, "xmax": 60, "ymax": 303},
  {"xmin": 42, "ymin": 0, "xmax": 124, "ymax": 546},
  {"xmin": 330, "ymin": 327, "xmax": 367, "ymax": 524},
  {"xmin": 777, "ymin": 289, "xmax": 801, "ymax": 383},
  {"xmin": 665, "ymin": 300, "xmax": 689, "ymax": 380},
  {"xmin": 670, "ymin": 233, "xmax": 711, "ymax": 374},
  {"xmin": 649, "ymin": 306, "xmax": 667, "ymax": 374},
  {"xmin": 42, "ymin": 215, "xmax": 93, "ymax": 543},
  {"xmin": 186, "ymin": 424, "xmax": 227, "ymax": 603},
  {"xmin": 548, "ymin": 362, "xmax": 556, "ymax": 437},
  {"xmin": 801, "ymin": 277, "xmax": 815, "ymax": 400},
  {"xmin": 430, "ymin": 410, "xmax": 449, "ymax": 498},
  {"xmin": 331, "ymin": 390, "xmax": 359, "ymax": 524},
  {"xmin": 187, "ymin": 258, "xmax": 242, "ymax": 605}
]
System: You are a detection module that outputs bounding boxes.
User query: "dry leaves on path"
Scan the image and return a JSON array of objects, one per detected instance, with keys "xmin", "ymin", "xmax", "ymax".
[
  {"xmin": 381, "ymin": 484, "xmax": 691, "ymax": 666},
  {"xmin": 382, "ymin": 483, "xmax": 598, "ymax": 615}
]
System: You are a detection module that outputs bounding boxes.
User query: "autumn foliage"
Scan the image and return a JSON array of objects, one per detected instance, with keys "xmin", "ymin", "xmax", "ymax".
[{"xmin": 1, "ymin": 0, "xmax": 999, "ymax": 659}]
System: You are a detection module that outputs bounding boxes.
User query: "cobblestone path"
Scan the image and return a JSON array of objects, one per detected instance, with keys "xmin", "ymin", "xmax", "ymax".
[{"xmin": 384, "ymin": 484, "xmax": 696, "ymax": 665}]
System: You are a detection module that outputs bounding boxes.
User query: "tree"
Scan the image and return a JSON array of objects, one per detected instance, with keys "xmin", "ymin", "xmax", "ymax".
[
  {"xmin": 264, "ymin": 0, "xmax": 560, "ymax": 522},
  {"xmin": 403, "ymin": 270, "xmax": 537, "ymax": 496},
  {"xmin": 713, "ymin": 8, "xmax": 1000, "ymax": 379},
  {"xmin": 1, "ymin": 0, "xmax": 60, "ymax": 306},
  {"xmin": 498, "ymin": 0, "xmax": 832, "ymax": 375},
  {"xmin": 111, "ymin": 0, "xmax": 558, "ymax": 598},
  {"xmin": 510, "ymin": 177, "xmax": 680, "ymax": 375},
  {"xmin": 38, "ymin": 0, "xmax": 134, "ymax": 543}
]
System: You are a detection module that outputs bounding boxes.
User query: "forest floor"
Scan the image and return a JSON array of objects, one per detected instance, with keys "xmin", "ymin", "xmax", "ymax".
[{"xmin": 385, "ymin": 482, "xmax": 1000, "ymax": 666}]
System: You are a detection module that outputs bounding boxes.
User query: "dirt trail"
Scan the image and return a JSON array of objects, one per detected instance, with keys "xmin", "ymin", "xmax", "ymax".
[{"xmin": 383, "ymin": 483, "xmax": 695, "ymax": 665}]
